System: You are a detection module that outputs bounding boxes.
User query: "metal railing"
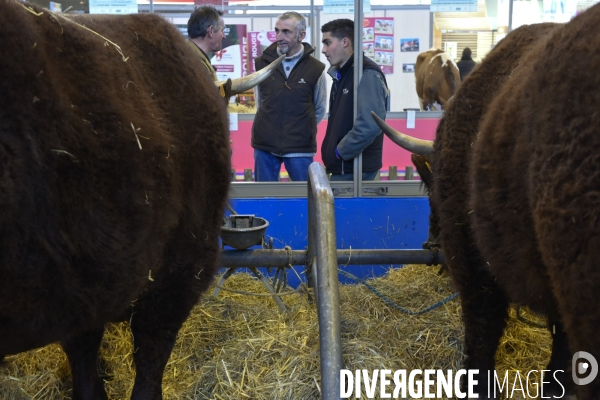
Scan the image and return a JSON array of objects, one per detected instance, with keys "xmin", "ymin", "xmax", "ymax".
[
  {"xmin": 307, "ymin": 163, "xmax": 343, "ymax": 400},
  {"xmin": 219, "ymin": 162, "xmax": 445, "ymax": 399}
]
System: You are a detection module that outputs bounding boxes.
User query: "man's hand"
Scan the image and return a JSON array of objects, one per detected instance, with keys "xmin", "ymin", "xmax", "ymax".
[{"xmin": 219, "ymin": 78, "xmax": 233, "ymax": 105}]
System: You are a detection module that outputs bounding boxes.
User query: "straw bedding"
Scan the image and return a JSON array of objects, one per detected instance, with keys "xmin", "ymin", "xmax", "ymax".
[{"xmin": 0, "ymin": 265, "xmax": 551, "ymax": 399}]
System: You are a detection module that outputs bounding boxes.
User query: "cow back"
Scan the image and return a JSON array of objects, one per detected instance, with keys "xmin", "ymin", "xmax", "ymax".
[
  {"xmin": 472, "ymin": 5, "xmax": 600, "ymax": 323},
  {"xmin": 0, "ymin": 1, "xmax": 230, "ymax": 353},
  {"xmin": 430, "ymin": 23, "xmax": 559, "ymax": 299}
]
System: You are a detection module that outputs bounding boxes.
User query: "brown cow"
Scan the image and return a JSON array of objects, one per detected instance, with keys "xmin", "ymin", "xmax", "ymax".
[
  {"xmin": 372, "ymin": 19, "xmax": 600, "ymax": 397},
  {"xmin": 0, "ymin": 2, "xmax": 275, "ymax": 399},
  {"xmin": 415, "ymin": 49, "xmax": 461, "ymax": 111}
]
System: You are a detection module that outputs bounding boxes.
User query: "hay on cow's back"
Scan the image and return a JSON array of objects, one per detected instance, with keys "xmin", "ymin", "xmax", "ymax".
[{"xmin": 1, "ymin": 265, "xmax": 551, "ymax": 399}]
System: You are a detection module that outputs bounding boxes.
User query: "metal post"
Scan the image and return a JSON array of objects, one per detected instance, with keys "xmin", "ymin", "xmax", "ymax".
[
  {"xmin": 310, "ymin": 0, "xmax": 316, "ymax": 49},
  {"xmin": 389, "ymin": 166, "xmax": 398, "ymax": 180},
  {"xmin": 212, "ymin": 267, "xmax": 236, "ymax": 297},
  {"xmin": 405, "ymin": 166, "xmax": 414, "ymax": 180},
  {"xmin": 508, "ymin": 0, "xmax": 514, "ymax": 32},
  {"xmin": 308, "ymin": 163, "xmax": 342, "ymax": 400},
  {"xmin": 244, "ymin": 169, "xmax": 253, "ymax": 182},
  {"xmin": 249, "ymin": 267, "xmax": 288, "ymax": 313},
  {"xmin": 307, "ymin": 209, "xmax": 316, "ymax": 290},
  {"xmin": 354, "ymin": 0, "xmax": 364, "ymax": 198}
]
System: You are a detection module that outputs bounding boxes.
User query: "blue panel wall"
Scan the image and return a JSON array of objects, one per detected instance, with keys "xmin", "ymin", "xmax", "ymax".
[{"xmin": 225, "ymin": 197, "xmax": 430, "ymax": 287}]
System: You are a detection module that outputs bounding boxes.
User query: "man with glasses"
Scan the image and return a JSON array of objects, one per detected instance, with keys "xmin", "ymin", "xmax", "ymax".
[{"xmin": 251, "ymin": 12, "xmax": 327, "ymax": 182}]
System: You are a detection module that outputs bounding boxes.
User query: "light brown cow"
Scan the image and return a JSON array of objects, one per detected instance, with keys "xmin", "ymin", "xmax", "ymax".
[{"xmin": 415, "ymin": 49, "xmax": 461, "ymax": 111}]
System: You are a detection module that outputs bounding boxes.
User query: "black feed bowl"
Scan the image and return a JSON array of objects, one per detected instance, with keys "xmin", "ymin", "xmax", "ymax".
[{"xmin": 220, "ymin": 214, "xmax": 269, "ymax": 250}]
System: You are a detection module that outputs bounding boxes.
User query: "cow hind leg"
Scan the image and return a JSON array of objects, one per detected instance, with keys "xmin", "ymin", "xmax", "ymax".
[
  {"xmin": 129, "ymin": 317, "xmax": 179, "ymax": 400},
  {"xmin": 545, "ymin": 320, "xmax": 574, "ymax": 396},
  {"xmin": 547, "ymin": 247, "xmax": 600, "ymax": 400},
  {"xmin": 453, "ymin": 259, "xmax": 509, "ymax": 398},
  {"xmin": 422, "ymin": 88, "xmax": 435, "ymax": 111},
  {"xmin": 60, "ymin": 327, "xmax": 108, "ymax": 400},
  {"xmin": 437, "ymin": 96, "xmax": 448, "ymax": 110},
  {"xmin": 128, "ymin": 280, "xmax": 198, "ymax": 400},
  {"xmin": 129, "ymin": 258, "xmax": 213, "ymax": 399}
]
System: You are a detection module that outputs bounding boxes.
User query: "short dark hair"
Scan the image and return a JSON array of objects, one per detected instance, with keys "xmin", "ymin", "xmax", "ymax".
[
  {"xmin": 462, "ymin": 47, "xmax": 472, "ymax": 58},
  {"xmin": 321, "ymin": 19, "xmax": 354, "ymax": 48},
  {"xmin": 187, "ymin": 6, "xmax": 223, "ymax": 39}
]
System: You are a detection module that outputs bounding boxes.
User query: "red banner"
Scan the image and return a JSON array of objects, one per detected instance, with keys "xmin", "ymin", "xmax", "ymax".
[{"xmin": 246, "ymin": 31, "xmax": 276, "ymax": 74}]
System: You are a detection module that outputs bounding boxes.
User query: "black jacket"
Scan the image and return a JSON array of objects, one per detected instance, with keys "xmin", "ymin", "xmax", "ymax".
[
  {"xmin": 322, "ymin": 55, "xmax": 388, "ymax": 174},
  {"xmin": 457, "ymin": 58, "xmax": 476, "ymax": 81},
  {"xmin": 252, "ymin": 43, "xmax": 325, "ymax": 155}
]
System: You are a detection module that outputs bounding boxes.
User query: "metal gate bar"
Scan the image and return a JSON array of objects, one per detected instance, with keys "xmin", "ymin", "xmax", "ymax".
[{"xmin": 220, "ymin": 248, "xmax": 444, "ymax": 268}]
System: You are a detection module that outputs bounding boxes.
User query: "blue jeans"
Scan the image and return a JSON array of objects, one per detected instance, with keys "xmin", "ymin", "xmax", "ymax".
[
  {"xmin": 254, "ymin": 149, "xmax": 313, "ymax": 182},
  {"xmin": 329, "ymin": 170, "xmax": 379, "ymax": 181}
]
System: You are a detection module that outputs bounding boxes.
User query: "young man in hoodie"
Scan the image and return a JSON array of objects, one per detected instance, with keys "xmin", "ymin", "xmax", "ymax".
[
  {"xmin": 320, "ymin": 19, "xmax": 388, "ymax": 181},
  {"xmin": 252, "ymin": 12, "xmax": 327, "ymax": 182}
]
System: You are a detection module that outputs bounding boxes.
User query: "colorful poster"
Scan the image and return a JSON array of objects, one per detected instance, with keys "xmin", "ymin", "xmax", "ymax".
[
  {"xmin": 211, "ymin": 24, "xmax": 247, "ymax": 81},
  {"xmin": 400, "ymin": 38, "xmax": 420, "ymax": 52},
  {"xmin": 402, "ymin": 63, "xmax": 416, "ymax": 73},
  {"xmin": 246, "ymin": 31, "xmax": 277, "ymax": 74},
  {"xmin": 363, "ymin": 17, "xmax": 394, "ymax": 74}
]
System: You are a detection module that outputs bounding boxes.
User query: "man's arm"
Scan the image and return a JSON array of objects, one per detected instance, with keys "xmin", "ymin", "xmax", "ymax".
[
  {"xmin": 336, "ymin": 69, "xmax": 388, "ymax": 160},
  {"xmin": 313, "ymin": 73, "xmax": 327, "ymax": 124}
]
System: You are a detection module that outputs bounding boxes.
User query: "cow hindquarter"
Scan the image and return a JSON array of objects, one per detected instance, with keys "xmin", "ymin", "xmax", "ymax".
[
  {"xmin": 470, "ymin": 11, "xmax": 600, "ymax": 398},
  {"xmin": 428, "ymin": 22, "xmax": 563, "ymax": 396},
  {"xmin": 0, "ymin": 1, "xmax": 230, "ymax": 383},
  {"xmin": 525, "ymin": 7, "xmax": 600, "ymax": 398}
]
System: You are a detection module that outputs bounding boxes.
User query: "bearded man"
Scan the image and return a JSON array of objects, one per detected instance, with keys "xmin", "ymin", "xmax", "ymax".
[{"xmin": 251, "ymin": 12, "xmax": 326, "ymax": 182}]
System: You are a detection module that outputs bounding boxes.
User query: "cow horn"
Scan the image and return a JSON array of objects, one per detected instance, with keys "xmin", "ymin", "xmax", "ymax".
[
  {"xmin": 215, "ymin": 54, "xmax": 285, "ymax": 96},
  {"xmin": 371, "ymin": 111, "xmax": 434, "ymax": 156}
]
